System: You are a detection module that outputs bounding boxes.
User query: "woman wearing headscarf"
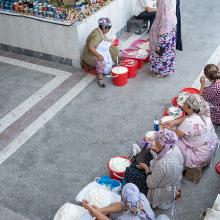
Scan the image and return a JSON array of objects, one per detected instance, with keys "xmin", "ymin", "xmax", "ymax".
[
  {"xmin": 125, "ymin": 129, "xmax": 184, "ymax": 209},
  {"xmin": 82, "ymin": 183, "xmax": 169, "ymax": 220},
  {"xmin": 162, "ymin": 94, "xmax": 219, "ymax": 183},
  {"xmin": 82, "ymin": 17, "xmax": 118, "ymax": 87},
  {"xmin": 149, "ymin": 0, "xmax": 177, "ymax": 78}
]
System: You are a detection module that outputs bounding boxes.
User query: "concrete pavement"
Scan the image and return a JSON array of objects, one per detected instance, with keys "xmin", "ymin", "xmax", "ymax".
[{"xmin": 0, "ymin": 0, "xmax": 220, "ymax": 219}]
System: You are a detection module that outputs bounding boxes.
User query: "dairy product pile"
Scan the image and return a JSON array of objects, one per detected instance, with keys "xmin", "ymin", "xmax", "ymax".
[
  {"xmin": 168, "ymin": 106, "xmax": 183, "ymax": 119},
  {"xmin": 84, "ymin": 187, "xmax": 112, "ymax": 208},
  {"xmin": 160, "ymin": 116, "xmax": 174, "ymax": 124},
  {"xmin": 145, "ymin": 131, "xmax": 156, "ymax": 140},
  {"xmin": 138, "ymin": 42, "xmax": 150, "ymax": 50},
  {"xmin": 109, "ymin": 157, "xmax": 131, "ymax": 172},
  {"xmin": 124, "ymin": 50, "xmax": 148, "ymax": 59},
  {"xmin": 112, "ymin": 66, "xmax": 128, "ymax": 74},
  {"xmin": 53, "ymin": 203, "xmax": 93, "ymax": 220}
]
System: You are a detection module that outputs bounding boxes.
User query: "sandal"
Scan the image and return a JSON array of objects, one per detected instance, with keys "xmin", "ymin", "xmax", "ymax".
[
  {"xmin": 175, "ymin": 189, "xmax": 181, "ymax": 200},
  {"xmin": 152, "ymin": 73, "xmax": 167, "ymax": 78},
  {"xmin": 98, "ymin": 79, "xmax": 106, "ymax": 88}
]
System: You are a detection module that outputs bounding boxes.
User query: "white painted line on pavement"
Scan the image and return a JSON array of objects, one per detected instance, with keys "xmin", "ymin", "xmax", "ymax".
[
  {"xmin": 0, "ymin": 56, "xmax": 72, "ymax": 133},
  {"xmin": 0, "ymin": 55, "xmax": 72, "ymax": 76},
  {"xmin": 191, "ymin": 44, "xmax": 220, "ymax": 88},
  {"xmin": 0, "ymin": 74, "xmax": 95, "ymax": 165},
  {"xmin": 0, "ymin": 74, "xmax": 70, "ymax": 133}
]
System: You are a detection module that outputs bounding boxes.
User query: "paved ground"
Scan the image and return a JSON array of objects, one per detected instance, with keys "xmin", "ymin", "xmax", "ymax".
[{"xmin": 0, "ymin": 0, "xmax": 220, "ymax": 220}]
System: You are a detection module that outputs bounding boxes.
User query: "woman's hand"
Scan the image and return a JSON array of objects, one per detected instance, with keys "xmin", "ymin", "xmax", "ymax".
[
  {"xmin": 82, "ymin": 200, "xmax": 92, "ymax": 211},
  {"xmin": 161, "ymin": 120, "xmax": 176, "ymax": 129},
  {"xmin": 136, "ymin": 162, "xmax": 150, "ymax": 174},
  {"xmin": 200, "ymin": 76, "xmax": 206, "ymax": 87},
  {"xmin": 97, "ymin": 54, "xmax": 104, "ymax": 62}
]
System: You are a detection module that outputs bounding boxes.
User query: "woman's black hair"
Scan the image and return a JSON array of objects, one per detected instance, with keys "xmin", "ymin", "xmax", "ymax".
[{"xmin": 99, "ymin": 25, "xmax": 112, "ymax": 31}]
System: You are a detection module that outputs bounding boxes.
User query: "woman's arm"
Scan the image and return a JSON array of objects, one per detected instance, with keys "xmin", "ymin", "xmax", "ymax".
[
  {"xmin": 88, "ymin": 46, "xmax": 104, "ymax": 61},
  {"xmin": 82, "ymin": 200, "xmax": 110, "ymax": 220},
  {"xmin": 174, "ymin": 128, "xmax": 185, "ymax": 138},
  {"xmin": 200, "ymin": 76, "xmax": 206, "ymax": 95},
  {"xmin": 99, "ymin": 202, "xmax": 123, "ymax": 215},
  {"xmin": 146, "ymin": 163, "xmax": 164, "ymax": 188},
  {"xmin": 162, "ymin": 116, "xmax": 187, "ymax": 129},
  {"xmin": 145, "ymin": 7, "xmax": 157, "ymax": 12},
  {"xmin": 89, "ymin": 208, "xmax": 110, "ymax": 220}
]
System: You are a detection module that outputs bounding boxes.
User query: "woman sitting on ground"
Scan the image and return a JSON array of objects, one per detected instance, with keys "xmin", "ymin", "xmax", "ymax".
[
  {"xmin": 200, "ymin": 64, "xmax": 220, "ymax": 125},
  {"xmin": 82, "ymin": 17, "xmax": 118, "ymax": 88},
  {"xmin": 135, "ymin": 0, "xmax": 157, "ymax": 32},
  {"xmin": 125, "ymin": 129, "xmax": 184, "ymax": 209},
  {"xmin": 82, "ymin": 183, "xmax": 169, "ymax": 220},
  {"xmin": 163, "ymin": 94, "xmax": 219, "ymax": 181}
]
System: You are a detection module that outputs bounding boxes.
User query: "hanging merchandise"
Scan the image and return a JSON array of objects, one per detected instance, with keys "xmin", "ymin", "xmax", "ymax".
[{"xmin": 0, "ymin": 0, "xmax": 113, "ymax": 25}]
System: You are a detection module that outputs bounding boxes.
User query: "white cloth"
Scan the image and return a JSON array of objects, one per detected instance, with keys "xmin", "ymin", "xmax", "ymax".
[
  {"xmin": 96, "ymin": 40, "xmax": 113, "ymax": 75},
  {"xmin": 135, "ymin": 0, "xmax": 157, "ymax": 16},
  {"xmin": 53, "ymin": 203, "xmax": 94, "ymax": 220}
]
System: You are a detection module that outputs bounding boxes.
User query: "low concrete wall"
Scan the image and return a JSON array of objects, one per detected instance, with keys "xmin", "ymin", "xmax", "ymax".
[{"xmin": 0, "ymin": 0, "xmax": 136, "ymax": 67}]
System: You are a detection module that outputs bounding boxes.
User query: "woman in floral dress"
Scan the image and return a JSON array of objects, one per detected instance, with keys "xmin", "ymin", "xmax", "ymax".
[{"xmin": 149, "ymin": 0, "xmax": 177, "ymax": 77}]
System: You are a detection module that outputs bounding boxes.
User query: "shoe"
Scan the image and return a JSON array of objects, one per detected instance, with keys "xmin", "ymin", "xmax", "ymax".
[
  {"xmin": 98, "ymin": 79, "xmax": 106, "ymax": 88},
  {"xmin": 152, "ymin": 73, "xmax": 167, "ymax": 78},
  {"xmin": 175, "ymin": 188, "xmax": 181, "ymax": 200}
]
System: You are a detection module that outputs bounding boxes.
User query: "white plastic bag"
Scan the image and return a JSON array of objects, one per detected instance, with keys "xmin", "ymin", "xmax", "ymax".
[
  {"xmin": 75, "ymin": 181, "xmax": 121, "ymax": 208},
  {"xmin": 53, "ymin": 203, "xmax": 94, "ymax": 220}
]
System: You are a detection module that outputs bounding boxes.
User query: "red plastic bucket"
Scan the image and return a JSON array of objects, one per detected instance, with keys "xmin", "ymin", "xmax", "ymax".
[
  {"xmin": 122, "ymin": 59, "xmax": 138, "ymax": 78},
  {"xmin": 112, "ymin": 66, "xmax": 128, "ymax": 87},
  {"xmin": 145, "ymin": 50, "xmax": 150, "ymax": 63},
  {"xmin": 215, "ymin": 161, "xmax": 220, "ymax": 174},
  {"xmin": 130, "ymin": 58, "xmax": 143, "ymax": 69},
  {"xmin": 172, "ymin": 96, "xmax": 178, "ymax": 106},
  {"xmin": 108, "ymin": 156, "xmax": 130, "ymax": 181}
]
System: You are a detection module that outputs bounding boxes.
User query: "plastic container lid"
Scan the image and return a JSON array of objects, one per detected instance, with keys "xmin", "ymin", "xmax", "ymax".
[
  {"xmin": 215, "ymin": 161, "xmax": 220, "ymax": 174},
  {"xmin": 181, "ymin": 87, "xmax": 200, "ymax": 94}
]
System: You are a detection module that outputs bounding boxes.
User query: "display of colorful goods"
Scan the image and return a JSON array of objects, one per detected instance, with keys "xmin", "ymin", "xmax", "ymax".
[{"xmin": 0, "ymin": 0, "xmax": 112, "ymax": 23}]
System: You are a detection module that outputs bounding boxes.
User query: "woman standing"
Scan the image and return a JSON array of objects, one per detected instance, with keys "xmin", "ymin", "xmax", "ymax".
[
  {"xmin": 149, "ymin": 0, "xmax": 177, "ymax": 78},
  {"xmin": 135, "ymin": 0, "xmax": 157, "ymax": 32},
  {"xmin": 200, "ymin": 64, "xmax": 220, "ymax": 125}
]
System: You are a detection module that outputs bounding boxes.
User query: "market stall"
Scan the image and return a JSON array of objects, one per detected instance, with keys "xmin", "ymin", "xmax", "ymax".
[{"xmin": 0, "ymin": 0, "xmax": 136, "ymax": 67}]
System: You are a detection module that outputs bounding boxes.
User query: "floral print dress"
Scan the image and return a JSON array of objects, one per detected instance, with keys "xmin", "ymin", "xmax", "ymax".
[
  {"xmin": 150, "ymin": 30, "xmax": 176, "ymax": 76},
  {"xmin": 202, "ymin": 82, "xmax": 220, "ymax": 125},
  {"xmin": 177, "ymin": 114, "xmax": 218, "ymax": 168}
]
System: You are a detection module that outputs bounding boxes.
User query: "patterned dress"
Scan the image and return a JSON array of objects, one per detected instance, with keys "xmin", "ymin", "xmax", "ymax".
[
  {"xmin": 125, "ymin": 146, "xmax": 184, "ymax": 208},
  {"xmin": 150, "ymin": 30, "xmax": 176, "ymax": 76},
  {"xmin": 177, "ymin": 114, "xmax": 219, "ymax": 168},
  {"xmin": 202, "ymin": 82, "xmax": 220, "ymax": 125}
]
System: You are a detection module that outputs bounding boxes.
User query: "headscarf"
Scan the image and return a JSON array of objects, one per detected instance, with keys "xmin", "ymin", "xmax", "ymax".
[
  {"xmin": 185, "ymin": 94, "xmax": 210, "ymax": 121},
  {"xmin": 121, "ymin": 183, "xmax": 153, "ymax": 220},
  {"xmin": 98, "ymin": 17, "xmax": 112, "ymax": 28},
  {"xmin": 155, "ymin": 129, "xmax": 178, "ymax": 159},
  {"xmin": 150, "ymin": 0, "xmax": 177, "ymax": 51}
]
